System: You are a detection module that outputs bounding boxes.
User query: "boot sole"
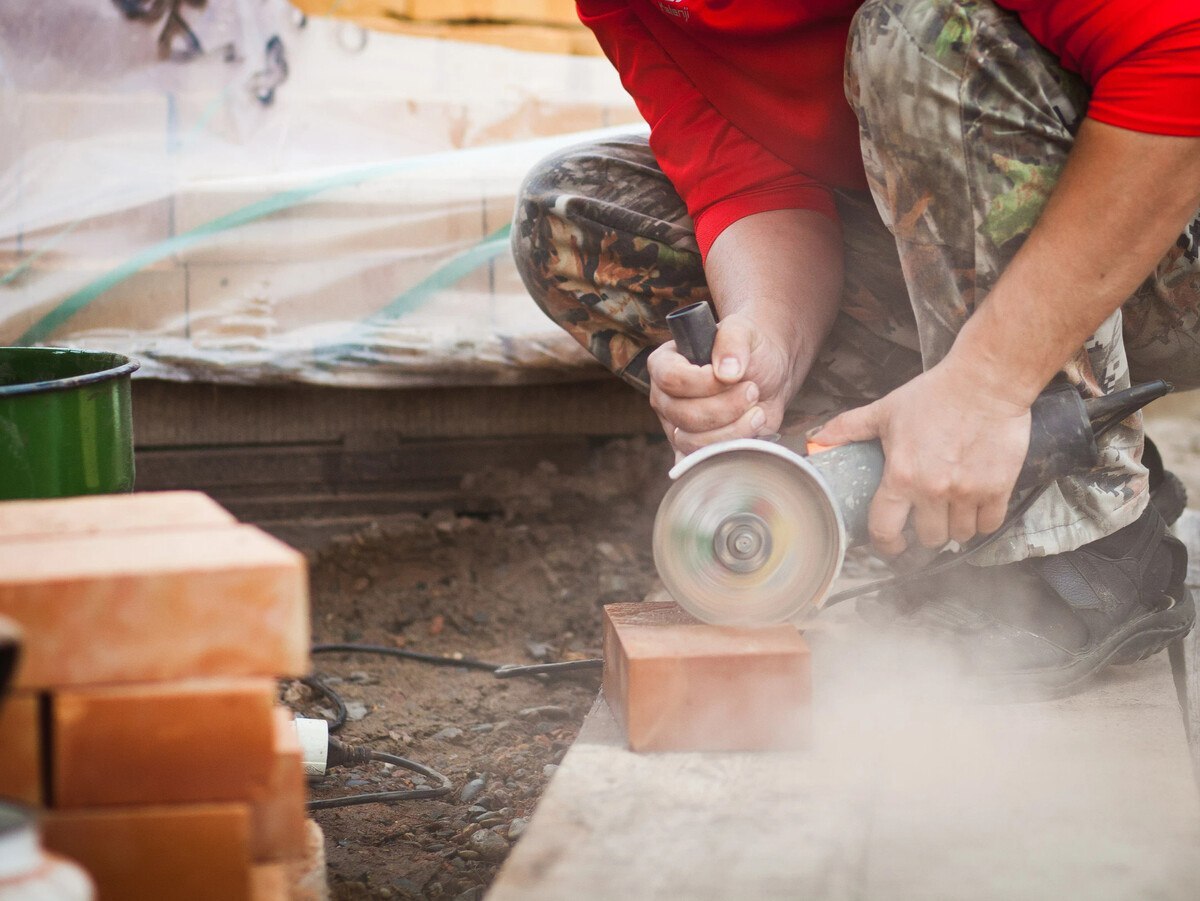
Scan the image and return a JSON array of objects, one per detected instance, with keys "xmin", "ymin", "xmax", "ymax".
[{"xmin": 974, "ymin": 584, "xmax": 1196, "ymax": 703}]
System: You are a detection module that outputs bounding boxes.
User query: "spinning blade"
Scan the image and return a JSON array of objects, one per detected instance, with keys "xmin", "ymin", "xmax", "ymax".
[{"xmin": 653, "ymin": 445, "xmax": 844, "ymax": 626}]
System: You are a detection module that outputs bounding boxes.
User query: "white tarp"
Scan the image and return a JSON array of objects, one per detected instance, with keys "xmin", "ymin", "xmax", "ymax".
[{"xmin": 0, "ymin": 1, "xmax": 643, "ymax": 385}]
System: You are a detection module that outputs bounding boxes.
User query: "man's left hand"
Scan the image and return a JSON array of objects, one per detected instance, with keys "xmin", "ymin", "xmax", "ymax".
[{"xmin": 812, "ymin": 359, "xmax": 1031, "ymax": 555}]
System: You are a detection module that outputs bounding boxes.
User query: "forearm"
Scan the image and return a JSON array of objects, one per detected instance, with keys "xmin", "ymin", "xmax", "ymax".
[
  {"xmin": 949, "ymin": 119, "xmax": 1200, "ymax": 403},
  {"xmin": 704, "ymin": 208, "xmax": 844, "ymax": 393}
]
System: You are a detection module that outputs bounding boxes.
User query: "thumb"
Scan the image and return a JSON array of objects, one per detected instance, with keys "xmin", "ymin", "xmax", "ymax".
[
  {"xmin": 711, "ymin": 317, "xmax": 754, "ymax": 384},
  {"xmin": 812, "ymin": 403, "xmax": 884, "ymax": 446}
]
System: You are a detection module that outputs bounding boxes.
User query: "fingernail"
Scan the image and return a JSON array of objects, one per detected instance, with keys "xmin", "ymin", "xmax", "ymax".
[
  {"xmin": 745, "ymin": 383, "xmax": 759, "ymax": 404},
  {"xmin": 718, "ymin": 357, "xmax": 740, "ymax": 380},
  {"xmin": 750, "ymin": 407, "xmax": 766, "ymax": 431}
]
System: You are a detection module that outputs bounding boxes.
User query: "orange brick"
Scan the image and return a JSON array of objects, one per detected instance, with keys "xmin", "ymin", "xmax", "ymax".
[
  {"xmin": 250, "ymin": 708, "xmax": 309, "ymax": 862},
  {"xmin": 0, "ymin": 525, "xmax": 309, "ymax": 688},
  {"xmin": 0, "ymin": 691, "xmax": 43, "ymax": 805},
  {"xmin": 0, "ymin": 491, "xmax": 235, "ymax": 541},
  {"xmin": 602, "ymin": 602, "xmax": 812, "ymax": 753},
  {"xmin": 287, "ymin": 819, "xmax": 329, "ymax": 901},
  {"xmin": 251, "ymin": 863, "xmax": 289, "ymax": 901},
  {"xmin": 52, "ymin": 679, "xmax": 277, "ymax": 808},
  {"xmin": 42, "ymin": 803, "xmax": 254, "ymax": 901}
]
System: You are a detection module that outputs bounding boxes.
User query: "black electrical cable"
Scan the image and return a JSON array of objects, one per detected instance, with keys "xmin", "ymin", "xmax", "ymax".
[
  {"xmin": 307, "ymin": 748, "xmax": 453, "ymax": 811},
  {"xmin": 291, "ymin": 646, "xmax": 602, "ymax": 810},
  {"xmin": 311, "ymin": 642, "xmax": 502, "ymax": 672},
  {"xmin": 493, "ymin": 659, "xmax": 604, "ymax": 678},
  {"xmin": 299, "ymin": 674, "xmax": 348, "ymax": 733}
]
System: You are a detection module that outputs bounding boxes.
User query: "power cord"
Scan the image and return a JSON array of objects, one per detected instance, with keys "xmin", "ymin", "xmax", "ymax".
[
  {"xmin": 291, "ymin": 646, "xmax": 602, "ymax": 810},
  {"xmin": 293, "ymin": 714, "xmax": 453, "ymax": 811}
]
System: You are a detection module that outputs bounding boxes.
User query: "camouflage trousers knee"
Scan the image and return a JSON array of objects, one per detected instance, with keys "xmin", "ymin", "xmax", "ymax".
[{"xmin": 511, "ymin": 4, "xmax": 1200, "ymax": 564}]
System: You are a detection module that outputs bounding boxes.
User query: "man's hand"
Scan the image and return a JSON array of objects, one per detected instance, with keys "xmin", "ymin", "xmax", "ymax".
[
  {"xmin": 648, "ymin": 311, "xmax": 796, "ymax": 455},
  {"xmin": 651, "ymin": 207, "xmax": 845, "ymax": 458},
  {"xmin": 813, "ymin": 358, "xmax": 1031, "ymax": 555}
]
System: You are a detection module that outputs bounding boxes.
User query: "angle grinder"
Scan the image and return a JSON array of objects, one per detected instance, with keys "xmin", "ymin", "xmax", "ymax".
[{"xmin": 652, "ymin": 301, "xmax": 1171, "ymax": 627}]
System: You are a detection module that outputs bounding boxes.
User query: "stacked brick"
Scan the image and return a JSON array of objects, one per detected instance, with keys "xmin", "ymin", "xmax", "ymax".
[
  {"xmin": 289, "ymin": 0, "xmax": 601, "ymax": 56},
  {"xmin": 0, "ymin": 492, "xmax": 318, "ymax": 901}
]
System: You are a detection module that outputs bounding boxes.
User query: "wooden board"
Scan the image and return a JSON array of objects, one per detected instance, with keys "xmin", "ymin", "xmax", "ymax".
[
  {"xmin": 1171, "ymin": 509, "xmax": 1200, "ymax": 778},
  {"xmin": 492, "ymin": 594, "xmax": 1200, "ymax": 900}
]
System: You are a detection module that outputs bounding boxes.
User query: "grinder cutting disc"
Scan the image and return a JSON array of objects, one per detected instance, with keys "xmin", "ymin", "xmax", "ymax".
[{"xmin": 653, "ymin": 442, "xmax": 845, "ymax": 626}]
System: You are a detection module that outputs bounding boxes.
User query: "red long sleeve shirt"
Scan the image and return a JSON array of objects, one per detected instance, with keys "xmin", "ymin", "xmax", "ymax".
[{"xmin": 578, "ymin": 0, "xmax": 1200, "ymax": 259}]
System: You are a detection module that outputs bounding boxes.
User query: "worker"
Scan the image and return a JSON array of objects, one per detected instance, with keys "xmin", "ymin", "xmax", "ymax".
[{"xmin": 511, "ymin": 0, "xmax": 1200, "ymax": 696}]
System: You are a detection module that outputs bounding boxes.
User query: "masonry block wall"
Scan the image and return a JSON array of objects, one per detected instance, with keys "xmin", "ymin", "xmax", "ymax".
[{"xmin": 0, "ymin": 492, "xmax": 316, "ymax": 901}]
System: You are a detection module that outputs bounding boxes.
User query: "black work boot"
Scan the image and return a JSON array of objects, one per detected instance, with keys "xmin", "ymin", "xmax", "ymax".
[
  {"xmin": 1145, "ymin": 436, "xmax": 1188, "ymax": 526},
  {"xmin": 858, "ymin": 503, "xmax": 1195, "ymax": 701}
]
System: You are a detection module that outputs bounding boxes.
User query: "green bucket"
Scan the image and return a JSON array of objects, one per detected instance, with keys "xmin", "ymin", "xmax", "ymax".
[{"xmin": 0, "ymin": 348, "xmax": 139, "ymax": 500}]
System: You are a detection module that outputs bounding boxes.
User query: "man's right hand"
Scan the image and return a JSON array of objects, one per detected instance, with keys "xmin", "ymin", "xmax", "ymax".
[{"xmin": 648, "ymin": 311, "xmax": 797, "ymax": 457}]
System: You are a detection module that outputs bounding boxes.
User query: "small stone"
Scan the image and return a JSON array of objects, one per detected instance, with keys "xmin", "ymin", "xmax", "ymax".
[
  {"xmin": 525, "ymin": 640, "xmax": 554, "ymax": 661},
  {"xmin": 346, "ymin": 778, "xmax": 369, "ymax": 787},
  {"xmin": 542, "ymin": 764, "xmax": 559, "ymax": 779},
  {"xmin": 457, "ymin": 850, "xmax": 481, "ymax": 861},
  {"xmin": 429, "ymin": 615, "xmax": 446, "ymax": 636},
  {"xmin": 392, "ymin": 877, "xmax": 423, "ymax": 898},
  {"xmin": 474, "ymin": 813, "xmax": 503, "ymax": 827},
  {"xmin": 352, "ymin": 576, "xmax": 370, "ymax": 592},
  {"xmin": 468, "ymin": 829, "xmax": 509, "ymax": 861},
  {"xmin": 518, "ymin": 705, "xmax": 570, "ymax": 720},
  {"xmin": 471, "ymin": 611, "xmax": 490, "ymax": 625},
  {"xmin": 459, "ymin": 777, "xmax": 486, "ymax": 802},
  {"xmin": 348, "ymin": 670, "xmax": 374, "ymax": 684},
  {"xmin": 432, "ymin": 727, "xmax": 464, "ymax": 742},
  {"xmin": 345, "ymin": 701, "xmax": 369, "ymax": 722},
  {"xmin": 600, "ymin": 573, "xmax": 629, "ymax": 594},
  {"xmin": 508, "ymin": 817, "xmax": 528, "ymax": 841},
  {"xmin": 466, "ymin": 805, "xmax": 487, "ymax": 818},
  {"xmin": 469, "ymin": 723, "xmax": 493, "ymax": 734},
  {"xmin": 595, "ymin": 541, "xmax": 623, "ymax": 563}
]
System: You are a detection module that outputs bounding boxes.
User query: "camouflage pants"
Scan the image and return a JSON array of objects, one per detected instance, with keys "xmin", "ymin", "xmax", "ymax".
[{"xmin": 511, "ymin": 0, "xmax": 1200, "ymax": 564}]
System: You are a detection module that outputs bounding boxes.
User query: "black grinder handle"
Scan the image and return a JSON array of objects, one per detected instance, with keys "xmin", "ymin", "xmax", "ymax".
[{"xmin": 666, "ymin": 302, "xmax": 718, "ymax": 367}]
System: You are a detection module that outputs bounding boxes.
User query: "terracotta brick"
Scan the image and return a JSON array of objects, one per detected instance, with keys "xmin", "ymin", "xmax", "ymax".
[
  {"xmin": 0, "ymin": 491, "xmax": 235, "ymax": 541},
  {"xmin": 0, "ymin": 525, "xmax": 309, "ymax": 688},
  {"xmin": 287, "ymin": 820, "xmax": 330, "ymax": 901},
  {"xmin": 251, "ymin": 863, "xmax": 289, "ymax": 901},
  {"xmin": 0, "ymin": 691, "xmax": 43, "ymax": 805},
  {"xmin": 602, "ymin": 602, "xmax": 812, "ymax": 753},
  {"xmin": 250, "ymin": 708, "xmax": 309, "ymax": 862},
  {"xmin": 42, "ymin": 803, "xmax": 253, "ymax": 901},
  {"xmin": 52, "ymin": 679, "xmax": 277, "ymax": 808}
]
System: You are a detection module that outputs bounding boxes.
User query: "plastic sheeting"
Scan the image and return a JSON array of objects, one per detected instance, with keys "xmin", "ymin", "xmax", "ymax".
[{"xmin": 0, "ymin": 1, "xmax": 643, "ymax": 385}]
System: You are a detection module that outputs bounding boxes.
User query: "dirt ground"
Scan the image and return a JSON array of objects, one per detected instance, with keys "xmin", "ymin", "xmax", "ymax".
[
  {"xmin": 278, "ymin": 394, "xmax": 1200, "ymax": 901},
  {"xmin": 283, "ymin": 437, "xmax": 673, "ymax": 900}
]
